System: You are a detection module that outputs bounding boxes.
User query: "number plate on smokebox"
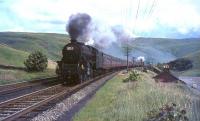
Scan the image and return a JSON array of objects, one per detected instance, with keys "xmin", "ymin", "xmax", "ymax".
[{"xmin": 67, "ymin": 47, "xmax": 74, "ymax": 50}]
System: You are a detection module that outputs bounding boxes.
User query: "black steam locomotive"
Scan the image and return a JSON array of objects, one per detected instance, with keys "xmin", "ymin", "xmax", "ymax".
[{"xmin": 56, "ymin": 40, "xmax": 132, "ymax": 84}]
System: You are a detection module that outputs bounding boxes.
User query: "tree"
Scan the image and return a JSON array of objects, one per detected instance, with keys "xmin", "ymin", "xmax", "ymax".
[
  {"xmin": 24, "ymin": 51, "xmax": 48, "ymax": 72},
  {"xmin": 121, "ymin": 39, "xmax": 134, "ymax": 72}
]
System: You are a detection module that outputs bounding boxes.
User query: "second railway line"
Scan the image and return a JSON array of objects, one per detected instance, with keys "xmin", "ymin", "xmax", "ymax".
[
  {"xmin": 0, "ymin": 77, "xmax": 58, "ymax": 103},
  {"xmin": 0, "ymin": 72, "xmax": 117, "ymax": 121}
]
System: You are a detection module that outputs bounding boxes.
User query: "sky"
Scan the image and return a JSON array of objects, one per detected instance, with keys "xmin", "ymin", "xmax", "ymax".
[{"xmin": 0, "ymin": 0, "xmax": 200, "ymax": 38}]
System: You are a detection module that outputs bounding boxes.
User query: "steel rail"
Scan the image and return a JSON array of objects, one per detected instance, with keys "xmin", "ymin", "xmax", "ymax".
[
  {"xmin": 0, "ymin": 72, "xmax": 116, "ymax": 121},
  {"xmin": 0, "ymin": 77, "xmax": 58, "ymax": 95}
]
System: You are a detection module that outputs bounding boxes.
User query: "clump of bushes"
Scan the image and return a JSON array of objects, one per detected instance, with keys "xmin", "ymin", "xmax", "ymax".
[
  {"xmin": 24, "ymin": 51, "xmax": 48, "ymax": 72},
  {"xmin": 123, "ymin": 70, "xmax": 140, "ymax": 82},
  {"xmin": 168, "ymin": 58, "xmax": 193, "ymax": 71},
  {"xmin": 145, "ymin": 103, "xmax": 189, "ymax": 121}
]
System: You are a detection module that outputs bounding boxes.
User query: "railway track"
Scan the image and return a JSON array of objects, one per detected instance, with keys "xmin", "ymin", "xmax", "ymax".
[
  {"xmin": 0, "ymin": 72, "xmax": 115, "ymax": 121},
  {"xmin": 0, "ymin": 77, "xmax": 58, "ymax": 95}
]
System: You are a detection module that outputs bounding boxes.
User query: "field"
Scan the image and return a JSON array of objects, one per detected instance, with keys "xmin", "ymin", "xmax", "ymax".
[
  {"xmin": 0, "ymin": 32, "xmax": 67, "ymax": 84},
  {"xmin": 0, "ymin": 44, "xmax": 29, "ymax": 67},
  {"xmin": 0, "ymin": 43, "xmax": 57, "ymax": 85},
  {"xmin": 73, "ymin": 70, "xmax": 200, "ymax": 121},
  {"xmin": 0, "ymin": 32, "xmax": 70, "ymax": 60}
]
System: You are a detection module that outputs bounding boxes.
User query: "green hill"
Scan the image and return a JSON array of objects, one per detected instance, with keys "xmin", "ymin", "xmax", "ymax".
[
  {"xmin": 0, "ymin": 32, "xmax": 70, "ymax": 60},
  {"xmin": 184, "ymin": 50, "xmax": 200, "ymax": 68},
  {"xmin": 176, "ymin": 50, "xmax": 200, "ymax": 76},
  {"xmin": 0, "ymin": 32, "xmax": 69, "ymax": 84},
  {"xmin": 0, "ymin": 44, "xmax": 29, "ymax": 67},
  {"xmin": 0, "ymin": 32, "xmax": 199, "ymax": 76}
]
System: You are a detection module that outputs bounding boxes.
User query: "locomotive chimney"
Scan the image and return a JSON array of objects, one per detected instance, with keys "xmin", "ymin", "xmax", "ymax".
[{"xmin": 70, "ymin": 39, "xmax": 77, "ymax": 43}]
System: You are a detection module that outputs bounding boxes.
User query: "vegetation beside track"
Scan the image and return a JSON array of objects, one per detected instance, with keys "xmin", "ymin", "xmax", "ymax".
[
  {"xmin": 0, "ymin": 69, "xmax": 55, "ymax": 85},
  {"xmin": 73, "ymin": 70, "xmax": 200, "ymax": 121}
]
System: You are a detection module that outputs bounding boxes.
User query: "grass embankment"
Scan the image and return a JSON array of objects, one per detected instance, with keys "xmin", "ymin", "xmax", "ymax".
[
  {"xmin": 0, "ymin": 69, "xmax": 56, "ymax": 85},
  {"xmin": 74, "ymin": 70, "xmax": 200, "ymax": 121},
  {"xmin": 0, "ymin": 32, "xmax": 70, "ymax": 60},
  {"xmin": 0, "ymin": 44, "xmax": 57, "ymax": 85},
  {"xmin": 0, "ymin": 44, "xmax": 28, "ymax": 67}
]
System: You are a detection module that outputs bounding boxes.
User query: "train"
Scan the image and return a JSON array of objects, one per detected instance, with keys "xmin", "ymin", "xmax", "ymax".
[{"xmin": 56, "ymin": 40, "xmax": 133, "ymax": 84}]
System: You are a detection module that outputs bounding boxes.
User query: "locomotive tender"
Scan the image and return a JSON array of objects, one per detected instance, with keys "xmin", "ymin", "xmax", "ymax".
[{"xmin": 56, "ymin": 40, "xmax": 132, "ymax": 84}]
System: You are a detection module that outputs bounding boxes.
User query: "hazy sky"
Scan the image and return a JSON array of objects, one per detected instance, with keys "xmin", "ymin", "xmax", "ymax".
[{"xmin": 0, "ymin": 0, "xmax": 200, "ymax": 38}]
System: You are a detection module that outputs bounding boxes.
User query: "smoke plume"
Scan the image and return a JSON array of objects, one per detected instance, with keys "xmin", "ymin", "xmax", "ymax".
[
  {"xmin": 112, "ymin": 25, "xmax": 133, "ymax": 43},
  {"xmin": 67, "ymin": 13, "xmax": 92, "ymax": 42},
  {"xmin": 137, "ymin": 56, "xmax": 145, "ymax": 62},
  {"xmin": 66, "ymin": 13, "xmax": 134, "ymax": 49}
]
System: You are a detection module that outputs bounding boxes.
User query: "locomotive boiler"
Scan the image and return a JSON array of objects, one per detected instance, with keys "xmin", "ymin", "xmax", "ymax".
[{"xmin": 56, "ymin": 40, "xmax": 132, "ymax": 84}]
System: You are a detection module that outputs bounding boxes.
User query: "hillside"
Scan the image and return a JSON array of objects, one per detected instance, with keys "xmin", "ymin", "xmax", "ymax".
[
  {"xmin": 132, "ymin": 38, "xmax": 200, "ymax": 62},
  {"xmin": 184, "ymin": 50, "xmax": 200, "ymax": 68},
  {"xmin": 0, "ymin": 32, "xmax": 70, "ymax": 60},
  {"xmin": 104, "ymin": 37, "xmax": 200, "ymax": 64},
  {"xmin": 0, "ymin": 44, "xmax": 29, "ymax": 67},
  {"xmin": 104, "ymin": 37, "xmax": 200, "ymax": 76},
  {"xmin": 177, "ymin": 50, "xmax": 200, "ymax": 76},
  {"xmin": 0, "ymin": 32, "xmax": 199, "ymax": 76}
]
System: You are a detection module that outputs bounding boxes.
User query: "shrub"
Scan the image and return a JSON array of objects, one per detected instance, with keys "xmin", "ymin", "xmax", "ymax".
[
  {"xmin": 168, "ymin": 58, "xmax": 193, "ymax": 71},
  {"xmin": 123, "ymin": 70, "xmax": 140, "ymax": 82},
  {"xmin": 24, "ymin": 51, "xmax": 48, "ymax": 72},
  {"xmin": 145, "ymin": 103, "xmax": 189, "ymax": 121}
]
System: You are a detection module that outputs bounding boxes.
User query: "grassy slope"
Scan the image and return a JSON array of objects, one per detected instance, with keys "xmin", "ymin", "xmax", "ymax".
[
  {"xmin": 184, "ymin": 50, "xmax": 200, "ymax": 68},
  {"xmin": 74, "ymin": 71, "xmax": 200, "ymax": 121},
  {"xmin": 174, "ymin": 50, "xmax": 200, "ymax": 76},
  {"xmin": 0, "ymin": 44, "xmax": 29, "ymax": 67},
  {"xmin": 0, "ymin": 32, "xmax": 66, "ymax": 84},
  {"xmin": 0, "ymin": 32, "xmax": 70, "ymax": 60},
  {"xmin": 0, "ymin": 45, "xmax": 56, "ymax": 85}
]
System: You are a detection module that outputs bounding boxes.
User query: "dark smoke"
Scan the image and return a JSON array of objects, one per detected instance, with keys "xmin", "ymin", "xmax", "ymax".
[
  {"xmin": 66, "ymin": 13, "xmax": 117, "ymax": 48},
  {"xmin": 67, "ymin": 13, "xmax": 92, "ymax": 42}
]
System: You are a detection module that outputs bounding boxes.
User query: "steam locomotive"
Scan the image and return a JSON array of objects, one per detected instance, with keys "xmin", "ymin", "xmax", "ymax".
[{"xmin": 56, "ymin": 40, "xmax": 133, "ymax": 84}]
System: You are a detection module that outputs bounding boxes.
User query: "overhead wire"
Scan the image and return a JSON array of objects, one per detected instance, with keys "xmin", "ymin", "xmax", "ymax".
[
  {"xmin": 148, "ymin": 0, "xmax": 156, "ymax": 17},
  {"xmin": 120, "ymin": 0, "xmax": 157, "ymax": 37},
  {"xmin": 139, "ymin": 0, "xmax": 157, "ymax": 37},
  {"xmin": 132, "ymin": 0, "xmax": 141, "ymax": 35},
  {"xmin": 146, "ymin": 0, "xmax": 157, "ymax": 37},
  {"xmin": 142, "ymin": 0, "xmax": 150, "ymax": 20}
]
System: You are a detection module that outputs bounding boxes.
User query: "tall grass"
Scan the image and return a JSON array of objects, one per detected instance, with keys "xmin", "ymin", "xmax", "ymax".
[{"xmin": 73, "ymin": 71, "xmax": 200, "ymax": 121}]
